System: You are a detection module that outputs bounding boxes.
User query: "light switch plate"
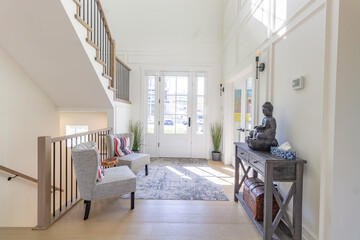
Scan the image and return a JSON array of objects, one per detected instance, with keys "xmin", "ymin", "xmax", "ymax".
[{"xmin": 292, "ymin": 76, "xmax": 304, "ymax": 90}]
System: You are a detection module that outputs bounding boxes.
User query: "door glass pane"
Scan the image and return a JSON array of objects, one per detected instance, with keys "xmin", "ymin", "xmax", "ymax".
[
  {"xmin": 163, "ymin": 74, "xmax": 190, "ymax": 135},
  {"xmin": 148, "ymin": 95, "xmax": 155, "ymax": 115},
  {"xmin": 165, "ymin": 76, "xmax": 176, "ymax": 95},
  {"xmin": 197, "ymin": 96, "xmax": 204, "ymax": 115},
  {"xmin": 197, "ymin": 77, "xmax": 205, "ymax": 95},
  {"xmin": 234, "ymin": 89, "xmax": 242, "ymax": 122},
  {"xmin": 164, "ymin": 115, "xmax": 175, "ymax": 133},
  {"xmin": 196, "ymin": 76, "xmax": 205, "ymax": 135},
  {"xmin": 197, "ymin": 115, "xmax": 203, "ymax": 134},
  {"xmin": 148, "ymin": 76, "xmax": 155, "ymax": 95},
  {"xmin": 164, "ymin": 96, "xmax": 175, "ymax": 114},
  {"xmin": 176, "ymin": 96, "xmax": 187, "ymax": 114},
  {"xmin": 176, "ymin": 115, "xmax": 187, "ymax": 134},
  {"xmin": 177, "ymin": 76, "xmax": 188, "ymax": 95},
  {"xmin": 147, "ymin": 76, "xmax": 156, "ymax": 134},
  {"xmin": 148, "ymin": 115, "xmax": 154, "ymax": 133}
]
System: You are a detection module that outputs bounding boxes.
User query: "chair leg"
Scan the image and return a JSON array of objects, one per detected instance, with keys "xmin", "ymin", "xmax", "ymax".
[
  {"xmin": 84, "ymin": 200, "xmax": 91, "ymax": 220},
  {"xmin": 131, "ymin": 192, "xmax": 135, "ymax": 210},
  {"xmin": 145, "ymin": 164, "xmax": 148, "ymax": 176}
]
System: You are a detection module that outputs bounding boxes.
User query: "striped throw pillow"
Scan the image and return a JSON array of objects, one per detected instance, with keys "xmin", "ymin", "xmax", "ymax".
[
  {"xmin": 114, "ymin": 137, "xmax": 133, "ymax": 157},
  {"xmin": 92, "ymin": 146, "xmax": 104, "ymax": 182},
  {"xmin": 120, "ymin": 137, "xmax": 132, "ymax": 155},
  {"xmin": 114, "ymin": 137, "xmax": 125, "ymax": 157}
]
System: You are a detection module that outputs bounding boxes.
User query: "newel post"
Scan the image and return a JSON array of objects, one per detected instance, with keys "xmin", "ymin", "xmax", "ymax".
[{"xmin": 36, "ymin": 136, "xmax": 52, "ymax": 229}]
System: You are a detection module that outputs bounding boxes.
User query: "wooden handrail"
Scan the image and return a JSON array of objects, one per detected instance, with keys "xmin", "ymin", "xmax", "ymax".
[
  {"xmin": 74, "ymin": 1, "xmax": 133, "ymax": 106},
  {"xmin": 36, "ymin": 127, "xmax": 112, "ymax": 229},
  {"xmin": 51, "ymin": 127, "xmax": 112, "ymax": 143},
  {"xmin": 114, "ymin": 98, "xmax": 132, "ymax": 105},
  {"xmin": 95, "ymin": 0, "xmax": 112, "ymax": 39},
  {"xmin": 74, "ymin": 0, "xmax": 115, "ymax": 81},
  {"xmin": 115, "ymin": 57, "xmax": 132, "ymax": 71},
  {"xmin": 0, "ymin": 165, "xmax": 63, "ymax": 192},
  {"xmin": 110, "ymin": 39, "xmax": 116, "ymax": 87}
]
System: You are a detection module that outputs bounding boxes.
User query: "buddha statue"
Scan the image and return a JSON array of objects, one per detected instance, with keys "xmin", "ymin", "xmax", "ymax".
[{"xmin": 246, "ymin": 102, "xmax": 278, "ymax": 151}]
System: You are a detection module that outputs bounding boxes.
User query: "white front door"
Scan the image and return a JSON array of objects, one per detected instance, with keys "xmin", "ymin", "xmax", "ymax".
[
  {"xmin": 144, "ymin": 72, "xmax": 206, "ymax": 158},
  {"xmin": 159, "ymin": 73, "xmax": 192, "ymax": 157}
]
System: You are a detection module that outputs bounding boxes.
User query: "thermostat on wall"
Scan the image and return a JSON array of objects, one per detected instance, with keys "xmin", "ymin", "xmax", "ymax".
[{"xmin": 292, "ymin": 76, "xmax": 304, "ymax": 90}]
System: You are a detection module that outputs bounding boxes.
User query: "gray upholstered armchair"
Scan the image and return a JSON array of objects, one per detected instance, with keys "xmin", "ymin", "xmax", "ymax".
[
  {"xmin": 72, "ymin": 141, "xmax": 136, "ymax": 220},
  {"xmin": 106, "ymin": 132, "xmax": 150, "ymax": 175}
]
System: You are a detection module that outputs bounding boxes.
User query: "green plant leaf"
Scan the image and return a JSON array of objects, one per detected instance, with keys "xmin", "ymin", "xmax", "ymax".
[
  {"xmin": 128, "ymin": 120, "xmax": 144, "ymax": 151},
  {"xmin": 210, "ymin": 122, "xmax": 223, "ymax": 152}
]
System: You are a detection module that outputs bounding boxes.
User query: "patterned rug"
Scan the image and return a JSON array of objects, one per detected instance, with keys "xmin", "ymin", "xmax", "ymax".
[{"xmin": 121, "ymin": 158, "xmax": 229, "ymax": 201}]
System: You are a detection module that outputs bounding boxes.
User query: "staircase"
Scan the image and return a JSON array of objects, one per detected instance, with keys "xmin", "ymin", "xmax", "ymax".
[
  {"xmin": 0, "ymin": 0, "xmax": 114, "ymax": 110},
  {"xmin": 62, "ymin": 0, "xmax": 115, "ymax": 101},
  {"xmin": 62, "ymin": 0, "xmax": 132, "ymax": 105}
]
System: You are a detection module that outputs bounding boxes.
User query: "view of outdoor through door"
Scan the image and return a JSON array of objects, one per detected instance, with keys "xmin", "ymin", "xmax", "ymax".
[
  {"xmin": 233, "ymin": 77, "xmax": 253, "ymax": 143},
  {"xmin": 145, "ymin": 72, "xmax": 206, "ymax": 158},
  {"xmin": 231, "ymin": 74, "xmax": 254, "ymax": 166}
]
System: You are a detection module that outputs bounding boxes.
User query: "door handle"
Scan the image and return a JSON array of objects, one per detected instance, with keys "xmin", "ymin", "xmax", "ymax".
[
  {"xmin": 238, "ymin": 128, "xmax": 250, "ymax": 132},
  {"xmin": 188, "ymin": 117, "xmax": 191, "ymax": 127}
]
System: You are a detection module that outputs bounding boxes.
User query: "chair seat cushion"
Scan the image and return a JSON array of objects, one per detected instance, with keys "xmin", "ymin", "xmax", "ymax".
[
  {"xmin": 115, "ymin": 153, "xmax": 150, "ymax": 171},
  {"xmin": 91, "ymin": 166, "xmax": 136, "ymax": 200}
]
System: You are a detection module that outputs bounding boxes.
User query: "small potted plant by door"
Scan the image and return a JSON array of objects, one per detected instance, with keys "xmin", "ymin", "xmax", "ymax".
[
  {"xmin": 129, "ymin": 120, "xmax": 144, "ymax": 153},
  {"xmin": 211, "ymin": 122, "xmax": 223, "ymax": 161}
]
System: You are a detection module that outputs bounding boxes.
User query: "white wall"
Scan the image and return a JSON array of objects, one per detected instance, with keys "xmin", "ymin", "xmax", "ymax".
[
  {"xmin": 59, "ymin": 112, "xmax": 108, "ymax": 136},
  {"xmin": 324, "ymin": 0, "xmax": 360, "ymax": 239},
  {"xmin": 114, "ymin": 102, "xmax": 132, "ymax": 133},
  {"xmin": 272, "ymin": 8, "xmax": 325, "ymax": 238},
  {"xmin": 101, "ymin": 0, "xmax": 223, "ymax": 159},
  {"xmin": 0, "ymin": 45, "xmax": 59, "ymax": 227},
  {"xmin": 222, "ymin": 0, "xmax": 327, "ymax": 239}
]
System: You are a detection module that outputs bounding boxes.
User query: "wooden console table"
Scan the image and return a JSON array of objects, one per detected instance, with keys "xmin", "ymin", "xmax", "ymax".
[{"xmin": 234, "ymin": 142, "xmax": 306, "ymax": 240}]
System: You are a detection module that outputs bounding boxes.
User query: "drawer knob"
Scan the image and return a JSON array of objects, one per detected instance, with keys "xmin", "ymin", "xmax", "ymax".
[
  {"xmin": 240, "ymin": 152, "xmax": 244, "ymax": 155},
  {"xmin": 253, "ymin": 160, "xmax": 259, "ymax": 163}
]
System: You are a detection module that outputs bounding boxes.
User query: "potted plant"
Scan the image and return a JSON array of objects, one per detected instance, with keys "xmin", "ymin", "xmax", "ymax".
[
  {"xmin": 128, "ymin": 120, "xmax": 144, "ymax": 153},
  {"xmin": 211, "ymin": 122, "xmax": 223, "ymax": 161}
]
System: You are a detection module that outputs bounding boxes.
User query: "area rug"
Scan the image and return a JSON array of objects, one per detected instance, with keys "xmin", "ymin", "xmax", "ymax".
[{"xmin": 121, "ymin": 158, "xmax": 229, "ymax": 201}]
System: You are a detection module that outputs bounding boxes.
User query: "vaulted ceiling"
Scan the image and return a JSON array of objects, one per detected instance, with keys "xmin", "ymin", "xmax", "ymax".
[{"xmin": 101, "ymin": 0, "xmax": 223, "ymax": 53}]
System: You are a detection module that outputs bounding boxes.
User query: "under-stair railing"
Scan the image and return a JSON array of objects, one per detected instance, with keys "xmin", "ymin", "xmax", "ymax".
[
  {"xmin": 74, "ymin": 0, "xmax": 115, "ymax": 82},
  {"xmin": 36, "ymin": 127, "xmax": 112, "ymax": 230},
  {"xmin": 115, "ymin": 57, "xmax": 131, "ymax": 103},
  {"xmin": 0, "ymin": 165, "xmax": 62, "ymax": 192}
]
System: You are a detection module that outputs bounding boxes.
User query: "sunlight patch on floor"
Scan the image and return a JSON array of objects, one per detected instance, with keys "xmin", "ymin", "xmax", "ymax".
[
  {"xmin": 166, "ymin": 166, "xmax": 192, "ymax": 180},
  {"xmin": 222, "ymin": 167, "xmax": 235, "ymax": 173},
  {"xmin": 221, "ymin": 177, "xmax": 235, "ymax": 185},
  {"xmin": 184, "ymin": 167, "xmax": 212, "ymax": 177},
  {"xmin": 183, "ymin": 166, "xmax": 234, "ymax": 186},
  {"xmin": 198, "ymin": 167, "xmax": 229, "ymax": 177},
  {"xmin": 204, "ymin": 177, "xmax": 232, "ymax": 186}
]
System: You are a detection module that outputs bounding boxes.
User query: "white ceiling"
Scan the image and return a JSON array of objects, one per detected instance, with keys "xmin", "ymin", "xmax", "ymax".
[
  {"xmin": 0, "ymin": 0, "xmax": 113, "ymax": 110},
  {"xmin": 101, "ymin": 0, "xmax": 223, "ymax": 53}
]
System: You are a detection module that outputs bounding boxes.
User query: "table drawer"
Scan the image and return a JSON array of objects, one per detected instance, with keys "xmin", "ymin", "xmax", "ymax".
[
  {"xmin": 237, "ymin": 147, "xmax": 249, "ymax": 162},
  {"xmin": 249, "ymin": 156, "xmax": 265, "ymax": 174}
]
